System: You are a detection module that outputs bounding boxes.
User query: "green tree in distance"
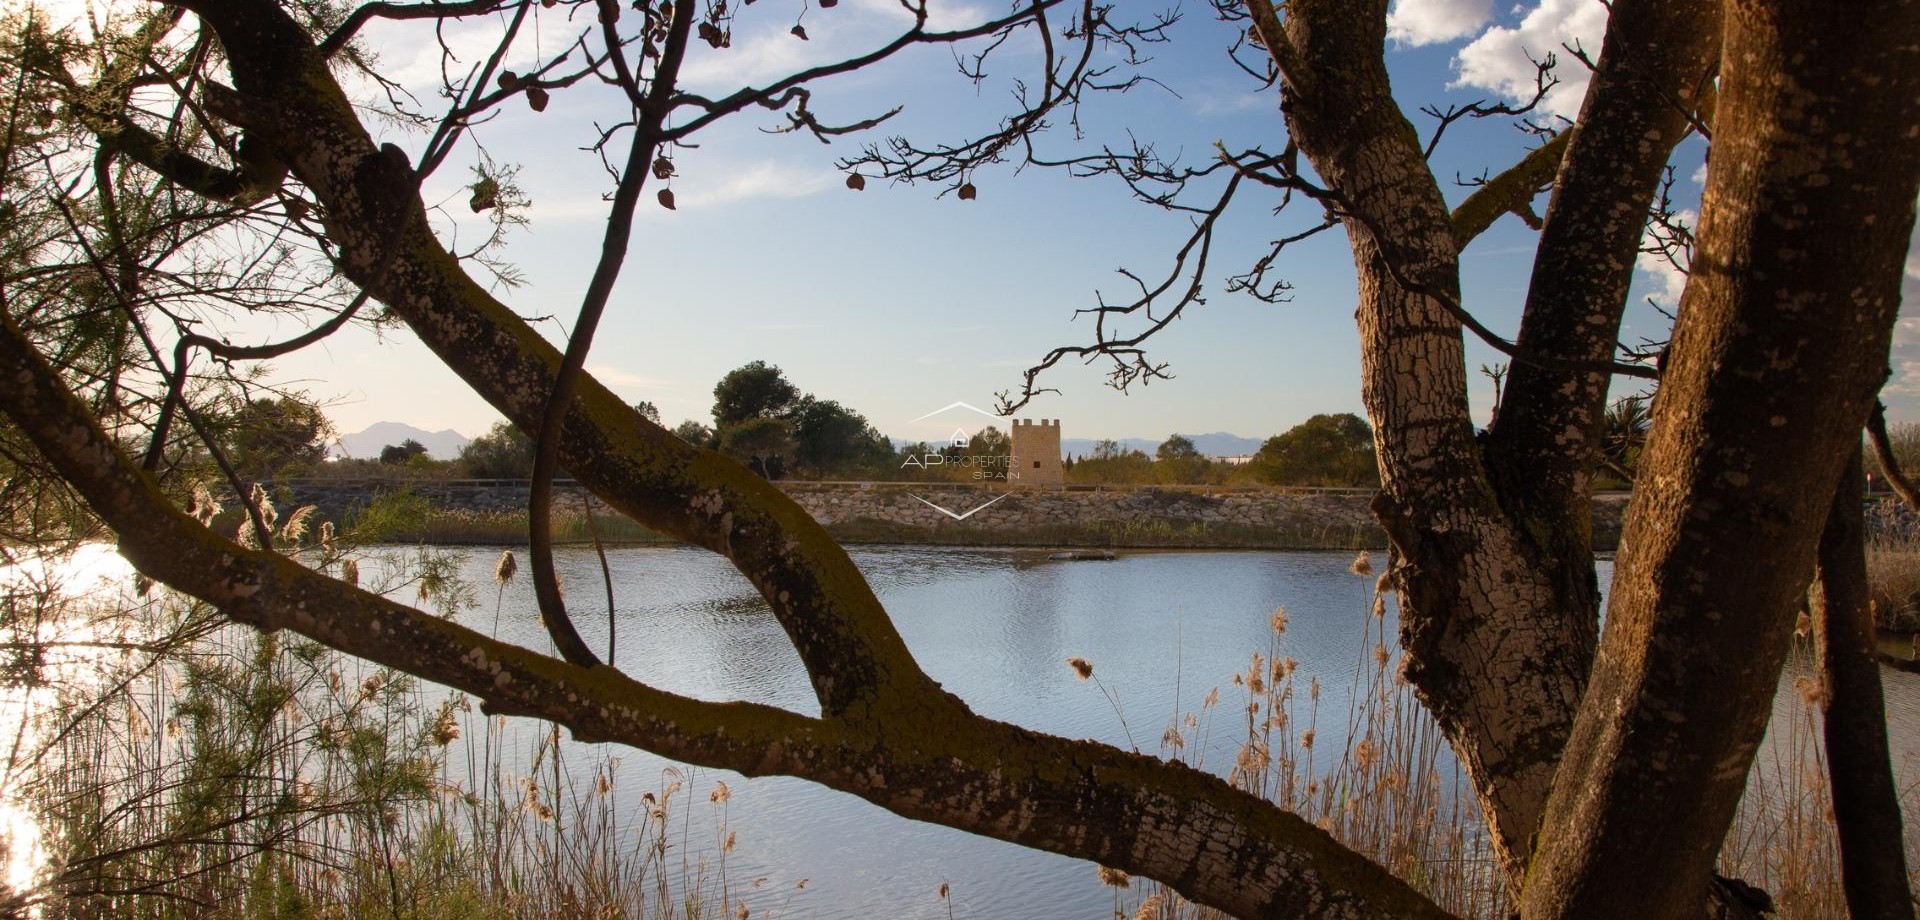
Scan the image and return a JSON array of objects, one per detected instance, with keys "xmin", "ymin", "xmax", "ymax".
[
  {"xmin": 1155, "ymin": 434, "xmax": 1208, "ymax": 484},
  {"xmin": 1249, "ymin": 414, "xmax": 1377, "ymax": 487},
  {"xmin": 789, "ymin": 396, "xmax": 892, "ymax": 478},
  {"xmin": 224, "ymin": 395, "xmax": 333, "ymax": 480},
  {"xmin": 671, "ymin": 419, "xmax": 715, "ymax": 448},
  {"xmin": 719, "ymin": 416, "xmax": 794, "ymax": 479},
  {"xmin": 378, "ymin": 439, "xmax": 428, "ymax": 466},
  {"xmin": 711, "ymin": 361, "xmax": 800, "ymax": 430},
  {"xmin": 458, "ymin": 422, "xmax": 534, "ymax": 478}
]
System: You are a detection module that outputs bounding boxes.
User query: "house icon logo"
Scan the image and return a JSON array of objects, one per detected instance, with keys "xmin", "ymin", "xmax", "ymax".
[
  {"xmin": 898, "ymin": 401, "xmax": 1063, "ymax": 520},
  {"xmin": 902, "ymin": 401, "xmax": 1010, "ymax": 521}
]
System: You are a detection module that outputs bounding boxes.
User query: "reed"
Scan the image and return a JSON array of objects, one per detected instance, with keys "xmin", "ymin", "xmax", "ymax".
[
  {"xmin": 1, "ymin": 547, "xmax": 769, "ymax": 920},
  {"xmin": 1103, "ymin": 554, "xmax": 1914, "ymax": 919},
  {"xmin": 345, "ymin": 489, "xmax": 669, "ymax": 546}
]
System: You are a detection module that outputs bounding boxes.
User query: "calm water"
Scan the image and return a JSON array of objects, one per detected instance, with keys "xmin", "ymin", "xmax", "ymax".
[{"xmin": 409, "ymin": 545, "xmax": 1920, "ymax": 920}]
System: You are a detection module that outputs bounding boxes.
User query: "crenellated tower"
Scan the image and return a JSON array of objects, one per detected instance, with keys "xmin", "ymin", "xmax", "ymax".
[{"xmin": 1008, "ymin": 419, "xmax": 1065, "ymax": 487}]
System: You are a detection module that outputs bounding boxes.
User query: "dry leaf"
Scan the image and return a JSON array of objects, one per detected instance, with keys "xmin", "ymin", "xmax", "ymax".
[
  {"xmin": 497, "ymin": 70, "xmax": 519, "ymax": 90},
  {"xmin": 527, "ymin": 86, "xmax": 550, "ymax": 111},
  {"xmin": 657, "ymin": 188, "xmax": 677, "ymax": 210},
  {"xmin": 957, "ymin": 182, "xmax": 977, "ymax": 200},
  {"xmin": 845, "ymin": 173, "xmax": 865, "ymax": 190},
  {"xmin": 652, "ymin": 156, "xmax": 675, "ymax": 179},
  {"xmin": 790, "ymin": 23, "xmax": 808, "ymax": 39}
]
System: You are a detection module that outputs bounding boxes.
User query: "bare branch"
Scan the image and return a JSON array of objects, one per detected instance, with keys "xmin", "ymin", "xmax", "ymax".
[
  {"xmin": 1867, "ymin": 400, "xmax": 1920, "ymax": 510},
  {"xmin": 318, "ymin": 0, "xmax": 513, "ymax": 57}
]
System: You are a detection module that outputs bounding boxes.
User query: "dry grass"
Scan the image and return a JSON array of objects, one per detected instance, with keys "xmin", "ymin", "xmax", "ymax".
[
  {"xmin": 2, "ymin": 549, "xmax": 769, "ymax": 920},
  {"xmin": 344, "ymin": 489, "xmax": 668, "ymax": 546},
  {"xmin": 1867, "ymin": 508, "xmax": 1920, "ymax": 633},
  {"xmin": 1104, "ymin": 556, "xmax": 1912, "ymax": 920}
]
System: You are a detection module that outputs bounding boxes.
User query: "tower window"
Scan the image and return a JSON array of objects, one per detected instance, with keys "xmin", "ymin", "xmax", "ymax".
[{"xmin": 1033, "ymin": 460, "xmax": 1041, "ymax": 468}]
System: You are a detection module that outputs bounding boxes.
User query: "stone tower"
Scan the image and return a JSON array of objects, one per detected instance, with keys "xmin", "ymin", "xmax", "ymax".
[{"xmin": 1008, "ymin": 419, "xmax": 1064, "ymax": 487}]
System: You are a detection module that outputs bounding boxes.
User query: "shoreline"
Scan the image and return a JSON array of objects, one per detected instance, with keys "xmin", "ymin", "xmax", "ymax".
[{"xmin": 253, "ymin": 479, "xmax": 1632, "ymax": 552}]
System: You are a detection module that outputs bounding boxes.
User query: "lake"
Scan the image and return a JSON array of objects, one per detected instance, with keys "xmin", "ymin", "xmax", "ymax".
[{"xmin": 399, "ymin": 544, "xmax": 1920, "ymax": 920}]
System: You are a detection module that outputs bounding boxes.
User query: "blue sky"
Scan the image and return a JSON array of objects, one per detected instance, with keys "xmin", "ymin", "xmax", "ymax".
[{"xmin": 76, "ymin": 0, "xmax": 1910, "ymax": 443}]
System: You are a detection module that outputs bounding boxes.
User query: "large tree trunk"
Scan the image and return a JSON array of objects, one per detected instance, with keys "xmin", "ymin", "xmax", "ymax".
[
  {"xmin": 1256, "ymin": 0, "xmax": 1717, "ymax": 890},
  {"xmin": 1519, "ymin": 1, "xmax": 1920, "ymax": 917}
]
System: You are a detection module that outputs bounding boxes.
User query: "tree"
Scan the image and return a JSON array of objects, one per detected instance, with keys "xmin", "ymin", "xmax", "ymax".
[
  {"xmin": 1156, "ymin": 434, "xmax": 1200, "ymax": 461},
  {"xmin": 224, "ymin": 395, "xmax": 333, "ymax": 479},
  {"xmin": 1154, "ymin": 434, "xmax": 1209, "ymax": 483},
  {"xmin": 459, "ymin": 422, "xmax": 535, "ymax": 478},
  {"xmin": 1071, "ymin": 440, "xmax": 1153, "ymax": 484},
  {"xmin": 711, "ymin": 361, "xmax": 799, "ymax": 430},
  {"xmin": 788, "ymin": 396, "xmax": 892, "ymax": 478},
  {"xmin": 928, "ymin": 0, "xmax": 1917, "ymax": 913},
  {"xmin": 634, "ymin": 401, "xmax": 661, "ymax": 424},
  {"xmin": 671, "ymin": 419, "xmax": 715, "ymax": 448},
  {"xmin": 718, "ymin": 416, "xmax": 794, "ymax": 479},
  {"xmin": 1248, "ymin": 414, "xmax": 1376, "ymax": 487},
  {"xmin": 2, "ymin": 2, "xmax": 1916, "ymax": 920},
  {"xmin": 378, "ymin": 439, "xmax": 428, "ymax": 465},
  {"xmin": 1596, "ymin": 396, "xmax": 1650, "ymax": 484}
]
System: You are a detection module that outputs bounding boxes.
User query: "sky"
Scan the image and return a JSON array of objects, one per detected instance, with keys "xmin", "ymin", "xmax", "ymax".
[{"xmin": 29, "ymin": 0, "xmax": 1920, "ymax": 445}]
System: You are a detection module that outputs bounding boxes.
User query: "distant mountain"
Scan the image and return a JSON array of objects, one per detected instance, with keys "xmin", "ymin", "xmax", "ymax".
[
  {"xmin": 1061, "ymin": 433, "xmax": 1264, "ymax": 460},
  {"xmin": 333, "ymin": 422, "xmax": 471, "ymax": 460}
]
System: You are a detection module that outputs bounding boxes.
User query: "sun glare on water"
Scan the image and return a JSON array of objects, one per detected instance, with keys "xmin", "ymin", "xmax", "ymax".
[{"xmin": 1, "ymin": 544, "xmax": 138, "ymax": 909}]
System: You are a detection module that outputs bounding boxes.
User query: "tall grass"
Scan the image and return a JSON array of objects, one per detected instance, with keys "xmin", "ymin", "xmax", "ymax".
[
  {"xmin": 1104, "ymin": 552, "xmax": 1912, "ymax": 920},
  {"xmin": 1, "ymin": 546, "xmax": 773, "ymax": 920},
  {"xmin": 1867, "ymin": 503, "xmax": 1920, "ymax": 634},
  {"xmin": 345, "ymin": 489, "xmax": 668, "ymax": 546}
]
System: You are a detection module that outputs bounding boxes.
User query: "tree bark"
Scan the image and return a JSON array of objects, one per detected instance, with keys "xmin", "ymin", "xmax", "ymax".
[
  {"xmin": 1520, "ymin": 1, "xmax": 1920, "ymax": 916},
  {"xmin": 1481, "ymin": 0, "xmax": 1722, "ymax": 707},
  {"xmin": 1256, "ymin": 0, "xmax": 1717, "ymax": 889},
  {"xmin": 1815, "ymin": 446, "xmax": 1914, "ymax": 919}
]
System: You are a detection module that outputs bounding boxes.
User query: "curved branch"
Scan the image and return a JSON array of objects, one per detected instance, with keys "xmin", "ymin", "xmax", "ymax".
[
  {"xmin": 169, "ymin": 0, "xmax": 936, "ymax": 720},
  {"xmin": 1867, "ymin": 400, "xmax": 1919, "ymax": 510},
  {"xmin": 319, "ymin": 0, "xmax": 513, "ymax": 58},
  {"xmin": 524, "ymin": 0, "xmax": 698, "ymax": 670},
  {"xmin": 665, "ymin": 0, "xmax": 1069, "ymax": 142}
]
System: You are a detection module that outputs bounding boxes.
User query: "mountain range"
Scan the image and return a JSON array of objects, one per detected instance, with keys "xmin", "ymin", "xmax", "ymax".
[{"xmin": 333, "ymin": 422, "xmax": 472, "ymax": 460}]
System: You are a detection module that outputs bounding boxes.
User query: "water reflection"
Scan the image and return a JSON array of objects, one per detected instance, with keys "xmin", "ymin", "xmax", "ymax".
[{"xmin": 5, "ymin": 544, "xmax": 1917, "ymax": 919}]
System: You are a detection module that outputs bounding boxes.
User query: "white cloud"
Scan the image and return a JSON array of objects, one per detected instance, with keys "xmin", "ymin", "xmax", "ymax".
[
  {"xmin": 586, "ymin": 365, "xmax": 675, "ymax": 389},
  {"xmin": 1454, "ymin": 0, "xmax": 1609, "ymax": 121},
  {"xmin": 844, "ymin": 0, "xmax": 988, "ymax": 33},
  {"xmin": 533, "ymin": 159, "xmax": 835, "ymax": 222},
  {"xmin": 696, "ymin": 160, "xmax": 836, "ymax": 207},
  {"xmin": 676, "ymin": 26, "xmax": 834, "ymax": 90},
  {"xmin": 1634, "ymin": 207, "xmax": 1695, "ymax": 307},
  {"xmin": 1388, "ymin": 0, "xmax": 1496, "ymax": 47}
]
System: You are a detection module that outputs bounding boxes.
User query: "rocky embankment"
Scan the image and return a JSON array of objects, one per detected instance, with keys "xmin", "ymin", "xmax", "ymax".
[{"xmin": 257, "ymin": 479, "xmax": 1632, "ymax": 550}]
